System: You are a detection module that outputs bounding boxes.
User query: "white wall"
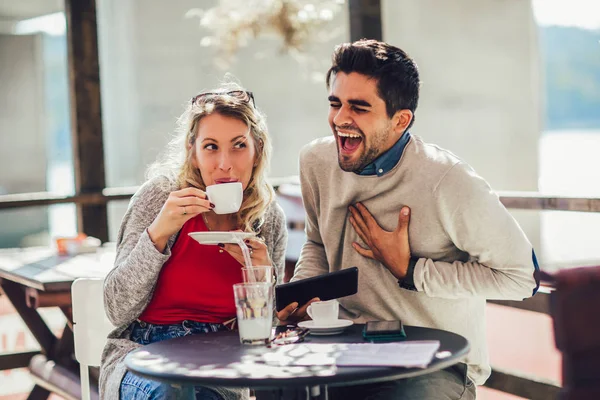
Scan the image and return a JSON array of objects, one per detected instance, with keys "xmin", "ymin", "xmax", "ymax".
[
  {"xmin": 382, "ymin": 0, "xmax": 541, "ymax": 248},
  {"xmin": 0, "ymin": 34, "xmax": 46, "ymax": 193},
  {"xmin": 96, "ymin": 0, "xmax": 348, "ymax": 239},
  {"xmin": 97, "ymin": 0, "xmax": 348, "ymax": 188},
  {"xmin": 382, "ymin": 0, "xmax": 541, "ymax": 191}
]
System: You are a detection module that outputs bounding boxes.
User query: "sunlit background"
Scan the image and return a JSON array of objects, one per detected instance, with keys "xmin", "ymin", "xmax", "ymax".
[{"xmin": 1, "ymin": 0, "xmax": 599, "ymax": 399}]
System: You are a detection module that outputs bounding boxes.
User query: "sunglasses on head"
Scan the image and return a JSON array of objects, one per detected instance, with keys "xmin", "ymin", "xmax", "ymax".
[{"xmin": 191, "ymin": 90, "xmax": 255, "ymax": 107}]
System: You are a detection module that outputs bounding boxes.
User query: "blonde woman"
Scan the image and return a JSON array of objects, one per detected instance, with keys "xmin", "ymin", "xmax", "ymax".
[{"xmin": 99, "ymin": 84, "xmax": 287, "ymax": 400}]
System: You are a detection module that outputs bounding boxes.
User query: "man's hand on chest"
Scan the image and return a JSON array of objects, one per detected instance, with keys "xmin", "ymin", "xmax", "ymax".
[{"xmin": 348, "ymin": 203, "xmax": 412, "ymax": 280}]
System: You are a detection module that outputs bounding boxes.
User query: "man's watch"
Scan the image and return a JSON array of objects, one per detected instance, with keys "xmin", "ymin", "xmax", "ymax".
[{"xmin": 398, "ymin": 257, "xmax": 419, "ymax": 291}]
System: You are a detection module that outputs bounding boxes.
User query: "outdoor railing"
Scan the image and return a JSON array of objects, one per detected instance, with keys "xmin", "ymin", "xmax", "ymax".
[
  {"xmin": 2, "ymin": 182, "xmax": 599, "ymax": 399},
  {"xmin": 2, "ymin": 187, "xmax": 600, "ymax": 213}
]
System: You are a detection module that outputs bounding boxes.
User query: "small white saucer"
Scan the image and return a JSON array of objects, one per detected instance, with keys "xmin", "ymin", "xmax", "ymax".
[
  {"xmin": 298, "ymin": 319, "xmax": 354, "ymax": 335},
  {"xmin": 188, "ymin": 231, "xmax": 255, "ymax": 245}
]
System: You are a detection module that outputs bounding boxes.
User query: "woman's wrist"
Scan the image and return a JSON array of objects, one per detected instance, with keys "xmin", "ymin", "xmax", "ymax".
[{"xmin": 147, "ymin": 225, "xmax": 168, "ymax": 253}]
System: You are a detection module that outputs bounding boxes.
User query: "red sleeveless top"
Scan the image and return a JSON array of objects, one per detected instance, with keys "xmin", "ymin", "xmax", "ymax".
[{"xmin": 139, "ymin": 215, "xmax": 243, "ymax": 324}]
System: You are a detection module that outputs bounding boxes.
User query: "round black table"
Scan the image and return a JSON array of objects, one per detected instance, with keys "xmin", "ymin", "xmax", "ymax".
[{"xmin": 125, "ymin": 324, "xmax": 469, "ymax": 399}]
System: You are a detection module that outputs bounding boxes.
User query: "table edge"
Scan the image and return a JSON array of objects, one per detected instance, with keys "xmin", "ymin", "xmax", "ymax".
[{"xmin": 124, "ymin": 329, "xmax": 471, "ymax": 389}]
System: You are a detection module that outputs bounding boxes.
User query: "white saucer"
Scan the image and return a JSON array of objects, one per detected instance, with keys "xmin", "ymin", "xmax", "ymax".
[
  {"xmin": 298, "ymin": 319, "xmax": 354, "ymax": 335},
  {"xmin": 188, "ymin": 231, "xmax": 256, "ymax": 245}
]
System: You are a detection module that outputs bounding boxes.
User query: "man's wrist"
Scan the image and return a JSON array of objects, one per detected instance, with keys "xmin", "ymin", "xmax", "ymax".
[{"xmin": 398, "ymin": 257, "xmax": 418, "ymax": 291}]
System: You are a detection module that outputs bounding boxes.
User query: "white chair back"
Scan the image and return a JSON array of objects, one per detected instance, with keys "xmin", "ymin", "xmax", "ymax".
[{"xmin": 72, "ymin": 278, "xmax": 115, "ymax": 400}]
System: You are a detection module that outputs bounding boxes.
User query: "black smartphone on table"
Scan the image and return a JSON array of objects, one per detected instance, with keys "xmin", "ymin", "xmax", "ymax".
[
  {"xmin": 362, "ymin": 320, "xmax": 407, "ymax": 343},
  {"xmin": 275, "ymin": 267, "xmax": 359, "ymax": 311}
]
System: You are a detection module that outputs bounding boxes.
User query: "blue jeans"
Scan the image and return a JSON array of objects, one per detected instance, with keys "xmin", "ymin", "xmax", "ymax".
[{"xmin": 120, "ymin": 320, "xmax": 228, "ymax": 400}]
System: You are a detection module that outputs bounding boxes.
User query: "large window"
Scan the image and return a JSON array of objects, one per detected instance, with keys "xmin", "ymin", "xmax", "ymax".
[
  {"xmin": 534, "ymin": 0, "xmax": 600, "ymax": 266},
  {"xmin": 0, "ymin": 4, "xmax": 74, "ymax": 248},
  {"xmin": 2, "ymin": 1, "xmax": 598, "ymax": 259}
]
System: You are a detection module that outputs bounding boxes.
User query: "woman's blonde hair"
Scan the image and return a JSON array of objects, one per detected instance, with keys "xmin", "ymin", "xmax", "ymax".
[{"xmin": 147, "ymin": 81, "xmax": 274, "ymax": 232}]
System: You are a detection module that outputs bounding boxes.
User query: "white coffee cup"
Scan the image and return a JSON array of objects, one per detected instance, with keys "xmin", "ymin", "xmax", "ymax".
[
  {"xmin": 307, "ymin": 299, "xmax": 339, "ymax": 324},
  {"xmin": 206, "ymin": 182, "xmax": 243, "ymax": 214}
]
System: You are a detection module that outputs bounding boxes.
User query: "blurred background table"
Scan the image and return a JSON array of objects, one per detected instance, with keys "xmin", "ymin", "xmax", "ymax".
[{"xmin": 0, "ymin": 246, "xmax": 114, "ymax": 399}]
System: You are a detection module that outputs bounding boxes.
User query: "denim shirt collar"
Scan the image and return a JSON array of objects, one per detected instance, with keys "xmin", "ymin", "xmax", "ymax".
[{"xmin": 356, "ymin": 131, "xmax": 411, "ymax": 176}]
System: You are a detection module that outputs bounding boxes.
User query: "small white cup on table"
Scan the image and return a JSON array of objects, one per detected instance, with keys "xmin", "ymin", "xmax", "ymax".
[{"xmin": 307, "ymin": 299, "xmax": 339, "ymax": 325}]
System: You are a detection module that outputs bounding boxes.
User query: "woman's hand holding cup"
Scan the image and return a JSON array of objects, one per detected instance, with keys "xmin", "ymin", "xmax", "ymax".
[{"xmin": 148, "ymin": 187, "xmax": 214, "ymax": 252}]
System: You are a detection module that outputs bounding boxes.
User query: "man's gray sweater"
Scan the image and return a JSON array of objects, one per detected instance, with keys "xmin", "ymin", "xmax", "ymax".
[{"xmin": 292, "ymin": 135, "xmax": 538, "ymax": 385}]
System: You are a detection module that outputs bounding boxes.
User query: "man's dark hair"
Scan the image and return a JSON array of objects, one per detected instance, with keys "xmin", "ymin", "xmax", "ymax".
[{"xmin": 326, "ymin": 39, "xmax": 420, "ymax": 129}]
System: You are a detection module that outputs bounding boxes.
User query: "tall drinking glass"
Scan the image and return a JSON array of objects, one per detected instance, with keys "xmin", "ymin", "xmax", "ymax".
[{"xmin": 233, "ymin": 282, "xmax": 273, "ymax": 345}]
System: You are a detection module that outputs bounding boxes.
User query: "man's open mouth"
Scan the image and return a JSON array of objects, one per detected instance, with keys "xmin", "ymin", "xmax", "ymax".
[{"xmin": 337, "ymin": 131, "xmax": 363, "ymax": 154}]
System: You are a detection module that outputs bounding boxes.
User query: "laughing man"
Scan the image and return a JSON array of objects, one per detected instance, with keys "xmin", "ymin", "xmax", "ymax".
[{"xmin": 278, "ymin": 39, "xmax": 540, "ymax": 400}]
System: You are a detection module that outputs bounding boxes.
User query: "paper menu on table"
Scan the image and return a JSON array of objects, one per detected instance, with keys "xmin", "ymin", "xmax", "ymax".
[
  {"xmin": 335, "ymin": 341, "xmax": 441, "ymax": 368},
  {"xmin": 259, "ymin": 341, "xmax": 441, "ymax": 369}
]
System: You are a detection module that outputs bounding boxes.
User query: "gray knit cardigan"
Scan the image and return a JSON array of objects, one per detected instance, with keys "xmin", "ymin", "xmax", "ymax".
[{"xmin": 99, "ymin": 175, "xmax": 288, "ymax": 399}]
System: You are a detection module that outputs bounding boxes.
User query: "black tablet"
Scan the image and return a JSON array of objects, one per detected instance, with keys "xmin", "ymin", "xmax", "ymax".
[{"xmin": 275, "ymin": 267, "xmax": 359, "ymax": 311}]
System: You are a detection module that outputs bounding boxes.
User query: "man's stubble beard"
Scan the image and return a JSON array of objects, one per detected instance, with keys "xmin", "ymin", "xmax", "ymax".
[{"xmin": 338, "ymin": 146, "xmax": 379, "ymax": 172}]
